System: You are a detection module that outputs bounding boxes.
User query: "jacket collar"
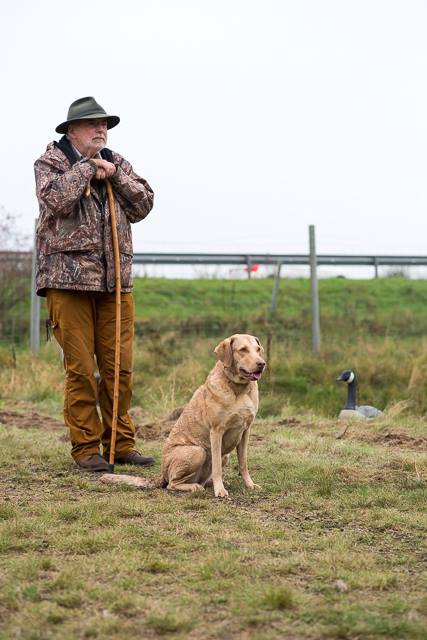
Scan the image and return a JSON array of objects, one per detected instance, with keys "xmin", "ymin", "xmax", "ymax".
[{"xmin": 54, "ymin": 135, "xmax": 114, "ymax": 165}]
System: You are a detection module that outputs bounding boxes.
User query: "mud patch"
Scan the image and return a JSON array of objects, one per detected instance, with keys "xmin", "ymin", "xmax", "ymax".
[
  {"xmin": 252, "ymin": 416, "xmax": 427, "ymax": 451},
  {"xmin": 276, "ymin": 417, "xmax": 303, "ymax": 427},
  {"xmin": 130, "ymin": 405, "xmax": 185, "ymax": 440},
  {"xmin": 371, "ymin": 431, "xmax": 427, "ymax": 449},
  {"xmin": 0, "ymin": 410, "xmax": 64, "ymax": 431}
]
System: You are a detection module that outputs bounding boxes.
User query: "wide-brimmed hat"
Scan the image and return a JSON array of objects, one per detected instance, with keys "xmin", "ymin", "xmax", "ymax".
[{"xmin": 55, "ymin": 96, "xmax": 120, "ymax": 134}]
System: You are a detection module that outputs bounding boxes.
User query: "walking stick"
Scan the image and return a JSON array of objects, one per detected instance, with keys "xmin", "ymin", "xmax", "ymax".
[{"xmin": 105, "ymin": 178, "xmax": 121, "ymax": 473}]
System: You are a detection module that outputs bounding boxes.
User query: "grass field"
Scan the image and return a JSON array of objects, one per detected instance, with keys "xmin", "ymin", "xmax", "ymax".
[
  {"xmin": 0, "ymin": 411, "xmax": 426, "ymax": 639},
  {"xmin": 0, "ymin": 276, "xmax": 427, "ymax": 638}
]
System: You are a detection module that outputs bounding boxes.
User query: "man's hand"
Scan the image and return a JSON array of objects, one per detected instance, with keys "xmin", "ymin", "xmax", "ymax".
[{"xmin": 92, "ymin": 158, "xmax": 116, "ymax": 180}]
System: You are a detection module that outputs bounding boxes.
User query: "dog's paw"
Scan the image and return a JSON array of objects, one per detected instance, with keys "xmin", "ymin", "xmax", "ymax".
[
  {"xmin": 243, "ymin": 478, "xmax": 261, "ymax": 490},
  {"xmin": 191, "ymin": 483, "xmax": 205, "ymax": 492},
  {"xmin": 249, "ymin": 483, "xmax": 261, "ymax": 490},
  {"xmin": 214, "ymin": 486, "xmax": 229, "ymax": 498}
]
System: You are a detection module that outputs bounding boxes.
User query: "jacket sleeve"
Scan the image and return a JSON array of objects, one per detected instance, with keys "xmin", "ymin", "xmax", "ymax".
[
  {"xmin": 34, "ymin": 155, "xmax": 97, "ymax": 217},
  {"xmin": 110, "ymin": 154, "xmax": 154, "ymax": 223}
]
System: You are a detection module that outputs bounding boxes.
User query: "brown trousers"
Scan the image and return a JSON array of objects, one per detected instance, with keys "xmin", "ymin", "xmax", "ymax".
[{"xmin": 46, "ymin": 289, "xmax": 136, "ymax": 461}]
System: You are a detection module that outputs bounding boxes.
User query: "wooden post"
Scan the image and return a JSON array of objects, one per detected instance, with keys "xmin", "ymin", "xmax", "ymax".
[
  {"xmin": 30, "ymin": 219, "xmax": 40, "ymax": 354},
  {"xmin": 105, "ymin": 180, "xmax": 121, "ymax": 472},
  {"xmin": 309, "ymin": 225, "xmax": 321, "ymax": 353}
]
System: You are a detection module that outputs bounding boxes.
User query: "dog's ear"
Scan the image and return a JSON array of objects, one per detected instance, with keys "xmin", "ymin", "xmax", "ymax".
[
  {"xmin": 214, "ymin": 337, "xmax": 234, "ymax": 367},
  {"xmin": 253, "ymin": 335, "xmax": 264, "ymax": 353}
]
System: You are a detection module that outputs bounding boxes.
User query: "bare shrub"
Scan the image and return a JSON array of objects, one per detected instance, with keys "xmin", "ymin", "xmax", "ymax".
[{"xmin": 0, "ymin": 207, "xmax": 32, "ymax": 344}]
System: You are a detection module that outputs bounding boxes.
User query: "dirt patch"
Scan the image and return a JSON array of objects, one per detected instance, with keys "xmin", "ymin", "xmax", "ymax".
[
  {"xmin": 260, "ymin": 416, "xmax": 427, "ymax": 450},
  {"xmin": 2, "ymin": 405, "xmax": 426, "ymax": 452},
  {"xmin": 371, "ymin": 431, "xmax": 427, "ymax": 449},
  {"xmin": 130, "ymin": 405, "xmax": 185, "ymax": 440},
  {"xmin": 276, "ymin": 417, "xmax": 303, "ymax": 427},
  {"xmin": 0, "ymin": 405, "xmax": 185, "ymax": 440},
  {"xmin": 0, "ymin": 410, "xmax": 64, "ymax": 431}
]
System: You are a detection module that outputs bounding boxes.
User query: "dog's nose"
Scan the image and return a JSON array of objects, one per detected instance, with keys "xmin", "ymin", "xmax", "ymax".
[{"xmin": 257, "ymin": 361, "xmax": 266, "ymax": 370}]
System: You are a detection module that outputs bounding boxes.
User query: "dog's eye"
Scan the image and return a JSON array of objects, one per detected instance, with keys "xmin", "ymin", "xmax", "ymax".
[{"xmin": 239, "ymin": 347, "xmax": 249, "ymax": 353}]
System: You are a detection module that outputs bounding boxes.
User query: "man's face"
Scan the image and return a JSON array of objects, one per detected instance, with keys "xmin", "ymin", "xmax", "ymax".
[{"xmin": 67, "ymin": 118, "xmax": 108, "ymax": 157}]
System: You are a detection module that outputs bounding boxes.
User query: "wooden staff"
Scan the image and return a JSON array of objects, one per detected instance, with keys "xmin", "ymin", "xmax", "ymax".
[{"xmin": 105, "ymin": 178, "xmax": 121, "ymax": 472}]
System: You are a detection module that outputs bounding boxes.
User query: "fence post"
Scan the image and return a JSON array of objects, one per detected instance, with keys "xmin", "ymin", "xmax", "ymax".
[
  {"xmin": 270, "ymin": 261, "xmax": 282, "ymax": 318},
  {"xmin": 30, "ymin": 219, "xmax": 40, "ymax": 354},
  {"xmin": 374, "ymin": 257, "xmax": 379, "ymax": 279},
  {"xmin": 266, "ymin": 261, "xmax": 282, "ymax": 370},
  {"xmin": 309, "ymin": 225, "xmax": 321, "ymax": 353}
]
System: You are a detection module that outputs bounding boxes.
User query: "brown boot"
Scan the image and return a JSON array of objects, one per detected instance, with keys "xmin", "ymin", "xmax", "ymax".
[
  {"xmin": 113, "ymin": 451, "xmax": 155, "ymax": 467},
  {"xmin": 76, "ymin": 453, "xmax": 111, "ymax": 472}
]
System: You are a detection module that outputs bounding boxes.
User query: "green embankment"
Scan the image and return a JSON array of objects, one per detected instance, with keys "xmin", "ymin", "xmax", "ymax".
[
  {"xmin": 129, "ymin": 277, "xmax": 427, "ymax": 417},
  {"xmin": 132, "ymin": 276, "xmax": 427, "ymax": 338},
  {"xmin": 2, "ymin": 276, "xmax": 427, "ymax": 417}
]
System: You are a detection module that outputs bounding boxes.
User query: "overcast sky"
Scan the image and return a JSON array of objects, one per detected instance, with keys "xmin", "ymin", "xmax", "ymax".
[{"xmin": 1, "ymin": 0, "xmax": 426, "ymax": 263}]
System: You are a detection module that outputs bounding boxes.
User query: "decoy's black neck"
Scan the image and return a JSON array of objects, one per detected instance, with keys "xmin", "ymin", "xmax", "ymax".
[{"xmin": 344, "ymin": 379, "xmax": 357, "ymax": 409}]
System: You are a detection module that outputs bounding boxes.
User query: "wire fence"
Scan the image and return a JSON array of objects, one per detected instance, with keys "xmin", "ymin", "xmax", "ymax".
[
  {"xmin": 0, "ymin": 251, "xmax": 33, "ymax": 346},
  {"xmin": 2, "ymin": 249, "xmax": 427, "ymax": 349}
]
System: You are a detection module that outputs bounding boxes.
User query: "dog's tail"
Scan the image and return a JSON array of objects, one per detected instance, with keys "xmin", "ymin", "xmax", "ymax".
[{"xmin": 100, "ymin": 473, "xmax": 167, "ymax": 489}]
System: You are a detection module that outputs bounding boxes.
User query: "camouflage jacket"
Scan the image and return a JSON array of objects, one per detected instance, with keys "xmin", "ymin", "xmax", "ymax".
[{"xmin": 34, "ymin": 138, "xmax": 154, "ymax": 296}]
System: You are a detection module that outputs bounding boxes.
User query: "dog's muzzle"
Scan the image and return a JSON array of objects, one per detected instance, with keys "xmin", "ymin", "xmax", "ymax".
[{"xmin": 239, "ymin": 362, "xmax": 266, "ymax": 381}]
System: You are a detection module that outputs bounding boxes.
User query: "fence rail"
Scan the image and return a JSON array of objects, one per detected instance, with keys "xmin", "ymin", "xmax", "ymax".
[
  {"xmin": 4, "ymin": 251, "xmax": 427, "ymax": 268},
  {"xmin": 133, "ymin": 253, "xmax": 427, "ymax": 267}
]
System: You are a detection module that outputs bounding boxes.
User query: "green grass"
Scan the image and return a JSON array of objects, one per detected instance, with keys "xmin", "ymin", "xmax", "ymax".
[
  {"xmin": 5, "ymin": 276, "xmax": 427, "ymax": 418},
  {"xmin": 0, "ymin": 415, "xmax": 426, "ymax": 640},
  {"xmin": 7, "ymin": 275, "xmax": 427, "ymax": 345},
  {"xmin": 1, "ymin": 276, "xmax": 427, "ymax": 637},
  {"xmin": 131, "ymin": 276, "xmax": 427, "ymax": 339}
]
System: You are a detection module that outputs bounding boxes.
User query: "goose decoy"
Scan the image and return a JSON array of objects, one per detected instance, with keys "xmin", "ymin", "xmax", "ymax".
[{"xmin": 336, "ymin": 369, "xmax": 383, "ymax": 419}]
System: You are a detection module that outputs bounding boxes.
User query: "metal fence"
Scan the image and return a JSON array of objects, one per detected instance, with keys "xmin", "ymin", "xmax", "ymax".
[{"xmin": 0, "ymin": 251, "xmax": 32, "ymax": 345}]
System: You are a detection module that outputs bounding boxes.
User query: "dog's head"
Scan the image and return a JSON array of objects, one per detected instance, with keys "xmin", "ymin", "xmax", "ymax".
[{"xmin": 214, "ymin": 334, "xmax": 266, "ymax": 384}]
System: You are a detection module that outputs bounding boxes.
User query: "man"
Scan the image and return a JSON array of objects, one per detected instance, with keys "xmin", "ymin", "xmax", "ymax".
[{"xmin": 34, "ymin": 96, "xmax": 154, "ymax": 472}]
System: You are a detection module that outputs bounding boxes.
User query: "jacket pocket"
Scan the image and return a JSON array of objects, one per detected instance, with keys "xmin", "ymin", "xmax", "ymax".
[
  {"xmin": 44, "ymin": 216, "xmax": 102, "ymax": 255},
  {"xmin": 119, "ymin": 252, "xmax": 133, "ymax": 289},
  {"xmin": 44, "ymin": 242, "xmax": 100, "ymax": 256},
  {"xmin": 116, "ymin": 208, "xmax": 133, "ymax": 256}
]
